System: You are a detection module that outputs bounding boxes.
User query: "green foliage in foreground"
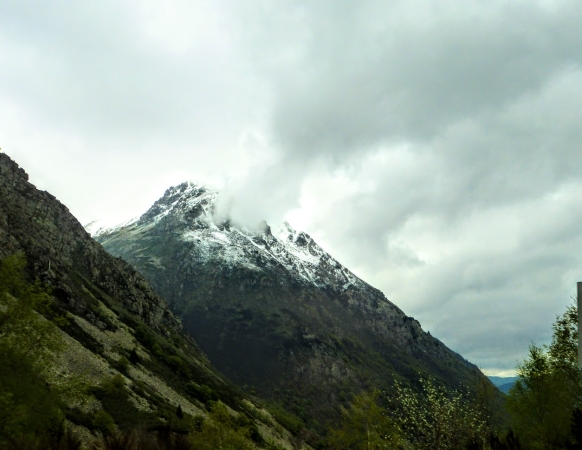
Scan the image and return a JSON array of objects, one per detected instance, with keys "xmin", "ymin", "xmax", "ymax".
[
  {"xmin": 506, "ymin": 304, "xmax": 582, "ymax": 449},
  {"xmin": 328, "ymin": 380, "xmax": 491, "ymax": 450},
  {"xmin": 5, "ymin": 402, "xmax": 285, "ymax": 450},
  {"xmin": 327, "ymin": 390, "xmax": 401, "ymax": 449},
  {"xmin": 326, "ymin": 303, "xmax": 580, "ymax": 450},
  {"xmin": 395, "ymin": 378, "xmax": 488, "ymax": 450}
]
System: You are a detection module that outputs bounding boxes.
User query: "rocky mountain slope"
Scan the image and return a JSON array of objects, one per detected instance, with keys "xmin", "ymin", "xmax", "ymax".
[
  {"xmin": 0, "ymin": 153, "xmax": 299, "ymax": 448},
  {"xmin": 94, "ymin": 181, "xmax": 491, "ymax": 430}
]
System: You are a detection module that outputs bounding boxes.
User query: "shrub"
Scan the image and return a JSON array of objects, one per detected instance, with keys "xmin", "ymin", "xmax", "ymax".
[
  {"xmin": 92, "ymin": 410, "xmax": 116, "ymax": 436},
  {"xmin": 186, "ymin": 382, "xmax": 218, "ymax": 404},
  {"xmin": 92, "ymin": 375, "xmax": 144, "ymax": 430},
  {"xmin": 394, "ymin": 377, "xmax": 487, "ymax": 450},
  {"xmin": 268, "ymin": 405, "xmax": 304, "ymax": 435},
  {"xmin": 328, "ymin": 390, "xmax": 401, "ymax": 449},
  {"xmin": 115, "ymin": 356, "xmax": 130, "ymax": 375},
  {"xmin": 133, "ymin": 325, "xmax": 155, "ymax": 349},
  {"xmin": 129, "ymin": 348, "xmax": 140, "ymax": 365},
  {"xmin": 165, "ymin": 356, "xmax": 191, "ymax": 378}
]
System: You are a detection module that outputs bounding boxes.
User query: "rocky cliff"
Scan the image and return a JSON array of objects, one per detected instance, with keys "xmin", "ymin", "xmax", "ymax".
[
  {"xmin": 0, "ymin": 153, "xmax": 180, "ymax": 333},
  {"xmin": 0, "ymin": 153, "xmax": 299, "ymax": 448}
]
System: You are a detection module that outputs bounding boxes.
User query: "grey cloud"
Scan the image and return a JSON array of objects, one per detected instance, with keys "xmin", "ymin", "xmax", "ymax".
[
  {"xmin": 3, "ymin": 0, "xmax": 582, "ymax": 374},
  {"xmin": 304, "ymin": 161, "xmax": 582, "ymax": 371},
  {"xmin": 215, "ymin": 155, "xmax": 318, "ymax": 228},
  {"xmin": 0, "ymin": 0, "xmax": 254, "ymax": 147},
  {"xmin": 262, "ymin": 0, "xmax": 582, "ymax": 160}
]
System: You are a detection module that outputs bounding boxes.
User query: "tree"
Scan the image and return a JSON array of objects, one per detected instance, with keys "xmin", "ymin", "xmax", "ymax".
[
  {"xmin": 328, "ymin": 390, "xmax": 401, "ymax": 450},
  {"xmin": 506, "ymin": 304, "xmax": 581, "ymax": 449},
  {"xmin": 92, "ymin": 410, "xmax": 116, "ymax": 436},
  {"xmin": 188, "ymin": 401, "xmax": 255, "ymax": 450},
  {"xmin": 394, "ymin": 377, "xmax": 487, "ymax": 450},
  {"xmin": 506, "ymin": 345, "xmax": 570, "ymax": 448},
  {"xmin": 548, "ymin": 304, "xmax": 582, "ymax": 405}
]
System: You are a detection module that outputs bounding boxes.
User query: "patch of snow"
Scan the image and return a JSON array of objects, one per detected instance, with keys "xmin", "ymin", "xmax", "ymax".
[
  {"xmin": 84, "ymin": 217, "xmax": 139, "ymax": 237},
  {"xmin": 211, "ymin": 231, "xmax": 231, "ymax": 245},
  {"xmin": 182, "ymin": 228, "xmax": 260, "ymax": 271}
]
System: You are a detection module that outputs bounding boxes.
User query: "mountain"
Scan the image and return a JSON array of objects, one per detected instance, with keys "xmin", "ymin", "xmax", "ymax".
[
  {"xmin": 496, "ymin": 382, "xmax": 515, "ymax": 394},
  {"xmin": 94, "ymin": 181, "xmax": 492, "ymax": 430},
  {"xmin": 488, "ymin": 376, "xmax": 518, "ymax": 394},
  {"xmin": 0, "ymin": 153, "xmax": 299, "ymax": 448}
]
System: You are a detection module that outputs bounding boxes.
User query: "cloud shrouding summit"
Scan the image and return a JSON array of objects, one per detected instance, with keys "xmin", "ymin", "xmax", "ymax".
[{"xmin": 2, "ymin": 0, "xmax": 582, "ymax": 374}]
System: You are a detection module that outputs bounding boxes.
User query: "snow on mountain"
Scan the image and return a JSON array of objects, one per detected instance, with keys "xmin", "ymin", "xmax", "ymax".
[
  {"xmin": 84, "ymin": 217, "xmax": 138, "ymax": 237},
  {"xmin": 88, "ymin": 182, "xmax": 367, "ymax": 292},
  {"xmin": 84, "ymin": 219, "xmax": 109, "ymax": 236}
]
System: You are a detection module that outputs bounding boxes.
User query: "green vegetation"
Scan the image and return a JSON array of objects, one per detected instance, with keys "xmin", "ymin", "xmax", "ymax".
[
  {"xmin": 326, "ymin": 380, "xmax": 495, "ymax": 450},
  {"xmin": 325, "ymin": 302, "xmax": 582, "ymax": 449},
  {"xmin": 84, "ymin": 401, "xmax": 281, "ymax": 450},
  {"xmin": 506, "ymin": 303, "xmax": 581, "ymax": 449},
  {"xmin": 4, "ymin": 247, "xmax": 581, "ymax": 450},
  {"xmin": 394, "ymin": 378, "xmax": 488, "ymax": 450},
  {"xmin": 0, "ymin": 254, "xmax": 68, "ymax": 445},
  {"xmin": 325, "ymin": 302, "xmax": 582, "ymax": 450},
  {"xmin": 328, "ymin": 390, "xmax": 401, "ymax": 449},
  {"xmin": 92, "ymin": 410, "xmax": 115, "ymax": 436},
  {"xmin": 0, "ymin": 254, "xmax": 288, "ymax": 448},
  {"xmin": 186, "ymin": 381, "xmax": 219, "ymax": 404}
]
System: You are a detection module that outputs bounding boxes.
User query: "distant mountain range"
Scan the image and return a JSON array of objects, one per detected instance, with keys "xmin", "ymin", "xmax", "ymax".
[
  {"xmin": 487, "ymin": 376, "xmax": 518, "ymax": 394},
  {"xmin": 93, "ymin": 181, "xmax": 495, "ymax": 430}
]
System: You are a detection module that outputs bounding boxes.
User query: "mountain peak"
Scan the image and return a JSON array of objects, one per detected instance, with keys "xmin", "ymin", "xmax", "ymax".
[
  {"xmin": 95, "ymin": 182, "xmax": 368, "ymax": 291},
  {"xmin": 94, "ymin": 180, "xmax": 488, "ymax": 428}
]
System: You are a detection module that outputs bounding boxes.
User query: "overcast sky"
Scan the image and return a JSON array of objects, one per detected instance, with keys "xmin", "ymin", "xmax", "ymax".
[{"xmin": 2, "ymin": 0, "xmax": 582, "ymax": 376}]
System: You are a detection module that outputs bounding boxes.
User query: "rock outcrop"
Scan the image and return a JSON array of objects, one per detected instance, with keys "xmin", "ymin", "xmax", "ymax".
[{"xmin": 0, "ymin": 152, "xmax": 179, "ymax": 333}]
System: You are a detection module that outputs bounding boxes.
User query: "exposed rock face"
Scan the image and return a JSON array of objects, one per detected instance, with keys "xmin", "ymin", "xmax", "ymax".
[
  {"xmin": 0, "ymin": 153, "xmax": 302, "ymax": 448},
  {"xmin": 95, "ymin": 181, "xmax": 489, "ymax": 428},
  {"xmin": 0, "ymin": 153, "xmax": 179, "ymax": 333}
]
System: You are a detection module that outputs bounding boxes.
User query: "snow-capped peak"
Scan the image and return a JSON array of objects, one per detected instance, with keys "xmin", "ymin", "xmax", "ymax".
[{"xmin": 93, "ymin": 181, "xmax": 365, "ymax": 291}]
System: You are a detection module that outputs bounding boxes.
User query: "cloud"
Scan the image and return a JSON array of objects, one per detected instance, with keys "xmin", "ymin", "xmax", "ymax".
[
  {"xmin": 258, "ymin": 0, "xmax": 582, "ymax": 158},
  {"xmin": 0, "ymin": 0, "xmax": 265, "ymax": 153},
  {"xmin": 2, "ymin": 0, "xmax": 582, "ymax": 374},
  {"xmin": 294, "ymin": 149, "xmax": 582, "ymax": 371}
]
